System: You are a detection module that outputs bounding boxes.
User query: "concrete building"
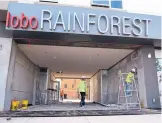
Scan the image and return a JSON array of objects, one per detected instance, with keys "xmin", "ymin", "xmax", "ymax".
[{"xmin": 0, "ymin": 0, "xmax": 161, "ymax": 111}]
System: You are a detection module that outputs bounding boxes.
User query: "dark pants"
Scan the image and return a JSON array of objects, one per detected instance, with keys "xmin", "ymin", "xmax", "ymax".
[
  {"xmin": 61, "ymin": 96, "xmax": 64, "ymax": 101},
  {"xmin": 80, "ymin": 92, "xmax": 86, "ymax": 106}
]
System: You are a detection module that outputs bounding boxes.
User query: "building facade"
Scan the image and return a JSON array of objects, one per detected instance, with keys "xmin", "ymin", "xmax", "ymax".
[
  {"xmin": 60, "ymin": 79, "xmax": 90, "ymax": 100},
  {"xmin": 0, "ymin": 0, "xmax": 161, "ymax": 111}
]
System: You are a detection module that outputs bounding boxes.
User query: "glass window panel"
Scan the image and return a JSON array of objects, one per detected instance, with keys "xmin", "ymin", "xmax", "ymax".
[
  {"xmin": 92, "ymin": 0, "xmax": 109, "ymax": 6},
  {"xmin": 111, "ymin": 0, "xmax": 122, "ymax": 8}
]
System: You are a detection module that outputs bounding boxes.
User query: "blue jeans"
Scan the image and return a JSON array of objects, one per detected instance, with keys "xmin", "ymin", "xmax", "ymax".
[{"xmin": 125, "ymin": 82, "xmax": 132, "ymax": 96}]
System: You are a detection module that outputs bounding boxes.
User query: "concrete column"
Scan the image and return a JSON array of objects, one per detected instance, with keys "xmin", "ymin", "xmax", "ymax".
[
  {"xmin": 32, "ymin": 66, "xmax": 40, "ymax": 105},
  {"xmin": 139, "ymin": 46, "xmax": 161, "ymax": 108},
  {"xmin": 4, "ymin": 41, "xmax": 17, "ymax": 111},
  {"xmin": 101, "ymin": 70, "xmax": 109, "ymax": 104},
  {"xmin": 0, "ymin": 38, "xmax": 12, "ymax": 111}
]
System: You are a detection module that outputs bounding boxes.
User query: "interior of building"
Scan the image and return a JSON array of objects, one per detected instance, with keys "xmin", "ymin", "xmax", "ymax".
[{"xmin": 8, "ymin": 41, "xmax": 142, "ymax": 111}]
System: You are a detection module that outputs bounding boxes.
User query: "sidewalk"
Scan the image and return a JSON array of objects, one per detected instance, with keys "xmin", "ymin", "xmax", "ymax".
[{"xmin": 0, "ymin": 114, "xmax": 161, "ymax": 123}]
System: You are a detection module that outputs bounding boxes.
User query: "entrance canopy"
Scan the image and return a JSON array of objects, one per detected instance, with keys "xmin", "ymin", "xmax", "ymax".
[{"xmin": 5, "ymin": 2, "xmax": 161, "ymax": 48}]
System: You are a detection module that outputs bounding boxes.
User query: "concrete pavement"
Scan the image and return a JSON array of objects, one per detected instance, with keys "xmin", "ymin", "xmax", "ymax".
[{"xmin": 0, "ymin": 114, "xmax": 161, "ymax": 123}]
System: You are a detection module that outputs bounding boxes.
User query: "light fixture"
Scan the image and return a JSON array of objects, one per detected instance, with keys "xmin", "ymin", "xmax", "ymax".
[
  {"xmin": 148, "ymin": 53, "xmax": 151, "ymax": 58},
  {"xmin": 56, "ymin": 71, "xmax": 63, "ymax": 74},
  {"xmin": 53, "ymin": 57, "xmax": 56, "ymax": 59},
  {"xmin": 89, "ymin": 57, "xmax": 91, "ymax": 59}
]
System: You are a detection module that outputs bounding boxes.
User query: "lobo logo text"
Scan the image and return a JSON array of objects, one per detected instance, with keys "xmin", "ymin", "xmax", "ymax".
[{"xmin": 6, "ymin": 12, "xmax": 38, "ymax": 29}]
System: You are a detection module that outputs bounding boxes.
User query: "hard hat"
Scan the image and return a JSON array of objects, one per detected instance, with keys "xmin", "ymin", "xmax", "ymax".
[
  {"xmin": 81, "ymin": 76, "xmax": 86, "ymax": 78},
  {"xmin": 131, "ymin": 68, "xmax": 136, "ymax": 72}
]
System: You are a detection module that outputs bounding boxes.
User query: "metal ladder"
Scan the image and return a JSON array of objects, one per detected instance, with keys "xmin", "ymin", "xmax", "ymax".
[{"xmin": 117, "ymin": 72, "xmax": 141, "ymax": 110}]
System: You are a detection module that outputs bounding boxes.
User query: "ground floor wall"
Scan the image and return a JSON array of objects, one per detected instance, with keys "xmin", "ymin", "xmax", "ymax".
[
  {"xmin": 3, "ymin": 41, "xmax": 40, "ymax": 110},
  {"xmin": 101, "ymin": 46, "xmax": 161, "ymax": 109},
  {"xmin": 0, "ymin": 39, "xmax": 161, "ymax": 110}
]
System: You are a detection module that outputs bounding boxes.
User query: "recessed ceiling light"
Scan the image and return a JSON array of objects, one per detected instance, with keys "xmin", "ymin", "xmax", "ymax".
[
  {"xmin": 56, "ymin": 71, "xmax": 63, "ymax": 74},
  {"xmin": 54, "ymin": 57, "xmax": 56, "ymax": 59},
  {"xmin": 89, "ymin": 57, "xmax": 91, "ymax": 59}
]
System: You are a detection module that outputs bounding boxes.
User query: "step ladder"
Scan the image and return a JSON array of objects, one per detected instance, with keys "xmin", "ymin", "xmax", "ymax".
[{"xmin": 117, "ymin": 72, "xmax": 141, "ymax": 110}]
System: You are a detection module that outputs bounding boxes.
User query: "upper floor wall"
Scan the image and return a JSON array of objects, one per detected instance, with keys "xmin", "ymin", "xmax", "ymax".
[
  {"xmin": 1, "ymin": 0, "xmax": 161, "ymax": 16},
  {"xmin": 0, "ymin": 0, "xmax": 123, "ymax": 10},
  {"xmin": 18, "ymin": 0, "xmax": 123, "ymax": 8}
]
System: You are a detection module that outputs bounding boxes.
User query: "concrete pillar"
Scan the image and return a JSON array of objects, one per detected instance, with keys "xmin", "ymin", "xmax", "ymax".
[
  {"xmin": 101, "ymin": 70, "xmax": 109, "ymax": 104},
  {"xmin": 139, "ymin": 46, "xmax": 161, "ymax": 109},
  {"xmin": 4, "ymin": 41, "xmax": 17, "ymax": 111},
  {"xmin": 0, "ymin": 38, "xmax": 12, "ymax": 111},
  {"xmin": 32, "ymin": 66, "xmax": 40, "ymax": 105}
]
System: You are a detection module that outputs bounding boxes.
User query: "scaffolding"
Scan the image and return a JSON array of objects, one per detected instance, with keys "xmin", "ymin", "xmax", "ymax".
[
  {"xmin": 35, "ymin": 81, "xmax": 60, "ymax": 105},
  {"xmin": 117, "ymin": 72, "xmax": 141, "ymax": 110}
]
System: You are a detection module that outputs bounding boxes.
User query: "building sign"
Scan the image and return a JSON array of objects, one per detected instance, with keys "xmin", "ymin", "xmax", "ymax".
[
  {"xmin": 6, "ymin": 2, "xmax": 161, "ymax": 39},
  {"xmin": 6, "ymin": 13, "xmax": 38, "ymax": 29}
]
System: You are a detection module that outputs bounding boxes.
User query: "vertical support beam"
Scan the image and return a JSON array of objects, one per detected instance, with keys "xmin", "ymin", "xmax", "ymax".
[
  {"xmin": 32, "ymin": 66, "xmax": 40, "ymax": 105},
  {"xmin": 0, "ymin": 38, "xmax": 13, "ymax": 111},
  {"xmin": 101, "ymin": 70, "xmax": 109, "ymax": 104},
  {"xmin": 139, "ymin": 46, "xmax": 161, "ymax": 108}
]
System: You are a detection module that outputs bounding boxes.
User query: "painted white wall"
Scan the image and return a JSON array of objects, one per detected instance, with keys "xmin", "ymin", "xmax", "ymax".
[
  {"xmin": 123, "ymin": 0, "xmax": 162, "ymax": 15},
  {"xmin": 0, "ymin": 38, "xmax": 12, "ymax": 111},
  {"xmin": 155, "ymin": 50, "xmax": 162, "ymax": 59},
  {"xmin": 18, "ymin": 0, "xmax": 91, "ymax": 6},
  {"xmin": 59, "ymin": 0, "xmax": 91, "ymax": 7},
  {"xmin": 2, "ymin": 0, "xmax": 162, "ymax": 16}
]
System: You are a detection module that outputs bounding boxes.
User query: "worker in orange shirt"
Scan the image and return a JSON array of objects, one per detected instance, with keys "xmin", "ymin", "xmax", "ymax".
[{"xmin": 60, "ymin": 90, "xmax": 64, "ymax": 102}]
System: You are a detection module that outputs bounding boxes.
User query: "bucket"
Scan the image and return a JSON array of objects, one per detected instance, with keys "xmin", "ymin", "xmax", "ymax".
[
  {"xmin": 21, "ymin": 100, "xmax": 28, "ymax": 110},
  {"xmin": 11, "ymin": 99, "xmax": 20, "ymax": 111}
]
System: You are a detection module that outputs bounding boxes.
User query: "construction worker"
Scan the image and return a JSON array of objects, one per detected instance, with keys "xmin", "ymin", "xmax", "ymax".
[
  {"xmin": 78, "ymin": 76, "xmax": 86, "ymax": 107},
  {"xmin": 125, "ymin": 68, "xmax": 136, "ymax": 96},
  {"xmin": 60, "ymin": 90, "xmax": 64, "ymax": 102}
]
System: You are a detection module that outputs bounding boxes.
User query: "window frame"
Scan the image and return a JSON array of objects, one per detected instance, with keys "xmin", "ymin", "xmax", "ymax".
[
  {"xmin": 39, "ymin": 0, "xmax": 58, "ymax": 3},
  {"xmin": 72, "ymin": 84, "xmax": 74, "ymax": 88},
  {"xmin": 64, "ymin": 84, "xmax": 67, "ymax": 88},
  {"xmin": 91, "ymin": 0, "xmax": 111, "ymax": 7}
]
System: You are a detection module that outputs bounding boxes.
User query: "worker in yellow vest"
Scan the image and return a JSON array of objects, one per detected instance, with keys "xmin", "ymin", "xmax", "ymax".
[
  {"xmin": 78, "ymin": 76, "xmax": 87, "ymax": 107},
  {"xmin": 125, "ymin": 68, "xmax": 136, "ymax": 96}
]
